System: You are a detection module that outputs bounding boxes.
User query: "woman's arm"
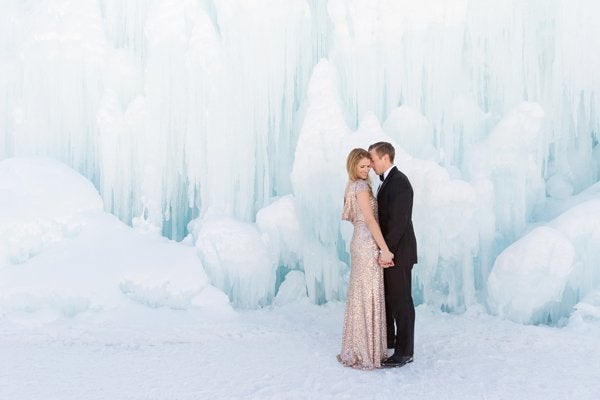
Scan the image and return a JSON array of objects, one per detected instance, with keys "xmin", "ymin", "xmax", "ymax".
[{"xmin": 356, "ymin": 190, "xmax": 394, "ymax": 265}]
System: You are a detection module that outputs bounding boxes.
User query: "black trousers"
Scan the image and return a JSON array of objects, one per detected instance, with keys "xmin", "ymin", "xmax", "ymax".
[{"xmin": 384, "ymin": 264, "xmax": 415, "ymax": 357}]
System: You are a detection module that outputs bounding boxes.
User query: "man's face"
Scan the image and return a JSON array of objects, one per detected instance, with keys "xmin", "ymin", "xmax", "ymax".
[{"xmin": 369, "ymin": 149, "xmax": 386, "ymax": 175}]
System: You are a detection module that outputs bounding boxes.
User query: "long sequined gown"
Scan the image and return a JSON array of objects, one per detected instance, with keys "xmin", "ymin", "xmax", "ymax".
[{"xmin": 337, "ymin": 179, "xmax": 387, "ymax": 370}]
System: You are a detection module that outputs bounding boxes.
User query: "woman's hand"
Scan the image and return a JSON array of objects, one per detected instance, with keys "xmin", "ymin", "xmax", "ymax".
[{"xmin": 379, "ymin": 249, "xmax": 394, "ymax": 268}]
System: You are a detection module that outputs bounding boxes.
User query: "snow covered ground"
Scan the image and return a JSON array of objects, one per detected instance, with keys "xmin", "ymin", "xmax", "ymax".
[
  {"xmin": 1, "ymin": 157, "xmax": 599, "ymax": 400},
  {"xmin": 1, "ymin": 302, "xmax": 599, "ymax": 400},
  {"xmin": 2, "ymin": 1, "xmax": 600, "ymax": 398}
]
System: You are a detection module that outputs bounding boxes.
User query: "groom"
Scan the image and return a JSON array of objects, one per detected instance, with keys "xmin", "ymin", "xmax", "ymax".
[{"xmin": 369, "ymin": 142, "xmax": 417, "ymax": 368}]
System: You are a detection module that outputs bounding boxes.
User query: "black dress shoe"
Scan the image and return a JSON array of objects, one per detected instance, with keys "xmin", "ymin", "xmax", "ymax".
[
  {"xmin": 381, "ymin": 355, "xmax": 413, "ymax": 368},
  {"xmin": 387, "ymin": 341, "xmax": 395, "ymax": 350}
]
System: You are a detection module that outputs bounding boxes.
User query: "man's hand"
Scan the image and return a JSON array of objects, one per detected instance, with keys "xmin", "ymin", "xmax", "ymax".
[{"xmin": 378, "ymin": 258, "xmax": 395, "ymax": 268}]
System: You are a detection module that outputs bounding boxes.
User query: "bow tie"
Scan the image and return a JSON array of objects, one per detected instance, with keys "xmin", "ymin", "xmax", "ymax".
[{"xmin": 379, "ymin": 174, "xmax": 385, "ymax": 182}]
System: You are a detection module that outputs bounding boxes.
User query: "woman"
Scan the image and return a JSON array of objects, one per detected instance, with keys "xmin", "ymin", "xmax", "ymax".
[{"xmin": 337, "ymin": 148, "xmax": 394, "ymax": 370}]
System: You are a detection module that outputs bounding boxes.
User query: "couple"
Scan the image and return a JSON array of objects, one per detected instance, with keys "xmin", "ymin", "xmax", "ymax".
[{"xmin": 337, "ymin": 142, "xmax": 417, "ymax": 370}]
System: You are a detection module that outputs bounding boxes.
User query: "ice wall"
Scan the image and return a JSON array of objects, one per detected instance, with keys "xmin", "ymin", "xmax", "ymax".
[
  {"xmin": 0, "ymin": 158, "xmax": 231, "ymax": 318},
  {"xmin": 1, "ymin": 0, "xmax": 316, "ymax": 240},
  {"xmin": 488, "ymin": 193, "xmax": 600, "ymax": 325},
  {"xmin": 1, "ymin": 1, "xmax": 600, "ymax": 319},
  {"xmin": 290, "ymin": 60, "xmax": 349, "ymax": 303}
]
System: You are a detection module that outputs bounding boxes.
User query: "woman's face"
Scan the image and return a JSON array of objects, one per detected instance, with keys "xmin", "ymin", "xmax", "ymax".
[{"xmin": 355, "ymin": 157, "xmax": 371, "ymax": 180}]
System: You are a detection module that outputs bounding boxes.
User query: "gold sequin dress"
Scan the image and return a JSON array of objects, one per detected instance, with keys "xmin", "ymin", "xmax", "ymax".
[{"xmin": 337, "ymin": 179, "xmax": 387, "ymax": 370}]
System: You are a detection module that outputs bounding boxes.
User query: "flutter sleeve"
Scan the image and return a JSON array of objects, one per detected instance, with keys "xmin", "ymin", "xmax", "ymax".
[
  {"xmin": 354, "ymin": 179, "xmax": 370, "ymax": 195},
  {"xmin": 341, "ymin": 180, "xmax": 371, "ymax": 222},
  {"xmin": 341, "ymin": 182, "xmax": 354, "ymax": 222}
]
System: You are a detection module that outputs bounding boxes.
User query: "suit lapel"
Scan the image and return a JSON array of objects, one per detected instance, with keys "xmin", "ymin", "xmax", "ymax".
[{"xmin": 377, "ymin": 166, "xmax": 397, "ymax": 198}]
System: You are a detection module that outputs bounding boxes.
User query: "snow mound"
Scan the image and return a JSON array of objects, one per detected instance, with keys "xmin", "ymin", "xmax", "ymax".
[{"xmin": 0, "ymin": 158, "xmax": 231, "ymax": 321}]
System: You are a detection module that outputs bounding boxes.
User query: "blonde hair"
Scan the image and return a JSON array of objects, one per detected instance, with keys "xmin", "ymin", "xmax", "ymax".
[{"xmin": 346, "ymin": 148, "xmax": 371, "ymax": 181}]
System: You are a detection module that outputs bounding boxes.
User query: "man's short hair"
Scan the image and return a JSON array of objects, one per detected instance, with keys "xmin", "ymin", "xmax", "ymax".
[{"xmin": 368, "ymin": 141, "xmax": 395, "ymax": 163}]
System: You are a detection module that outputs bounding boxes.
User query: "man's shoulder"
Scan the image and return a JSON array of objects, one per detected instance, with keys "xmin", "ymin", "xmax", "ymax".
[
  {"xmin": 390, "ymin": 167, "xmax": 414, "ymax": 190},
  {"xmin": 390, "ymin": 166, "xmax": 410, "ymax": 181}
]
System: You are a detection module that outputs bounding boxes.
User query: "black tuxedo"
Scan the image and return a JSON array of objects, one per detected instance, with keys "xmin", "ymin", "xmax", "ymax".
[{"xmin": 376, "ymin": 166, "xmax": 417, "ymax": 357}]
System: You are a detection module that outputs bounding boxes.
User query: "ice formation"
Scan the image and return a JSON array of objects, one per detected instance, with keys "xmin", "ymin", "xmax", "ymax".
[{"xmin": 1, "ymin": 1, "xmax": 600, "ymax": 322}]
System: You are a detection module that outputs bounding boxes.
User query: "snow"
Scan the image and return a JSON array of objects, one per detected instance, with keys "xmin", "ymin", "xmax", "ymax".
[
  {"xmin": 1, "ymin": 0, "xmax": 600, "ymax": 397},
  {"xmin": 487, "ymin": 227, "xmax": 576, "ymax": 324},
  {"xmin": 488, "ymin": 198, "xmax": 600, "ymax": 325},
  {"xmin": 1, "ymin": 155, "xmax": 599, "ymax": 400},
  {"xmin": 189, "ymin": 212, "xmax": 277, "ymax": 308},
  {"xmin": 0, "ymin": 158, "xmax": 232, "ymax": 319},
  {"xmin": 1, "ymin": 303, "xmax": 599, "ymax": 400}
]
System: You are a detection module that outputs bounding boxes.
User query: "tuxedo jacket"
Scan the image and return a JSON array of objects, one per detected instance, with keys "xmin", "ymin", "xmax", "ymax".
[{"xmin": 376, "ymin": 166, "xmax": 418, "ymax": 266}]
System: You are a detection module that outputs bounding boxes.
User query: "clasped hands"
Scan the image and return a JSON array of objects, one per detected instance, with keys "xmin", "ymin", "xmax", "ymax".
[{"xmin": 378, "ymin": 249, "xmax": 394, "ymax": 268}]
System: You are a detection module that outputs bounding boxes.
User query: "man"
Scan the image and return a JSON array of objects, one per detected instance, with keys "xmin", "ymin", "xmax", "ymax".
[{"xmin": 368, "ymin": 141, "xmax": 417, "ymax": 368}]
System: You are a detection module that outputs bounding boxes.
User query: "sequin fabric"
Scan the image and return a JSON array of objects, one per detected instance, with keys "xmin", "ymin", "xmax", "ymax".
[{"xmin": 337, "ymin": 179, "xmax": 387, "ymax": 370}]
